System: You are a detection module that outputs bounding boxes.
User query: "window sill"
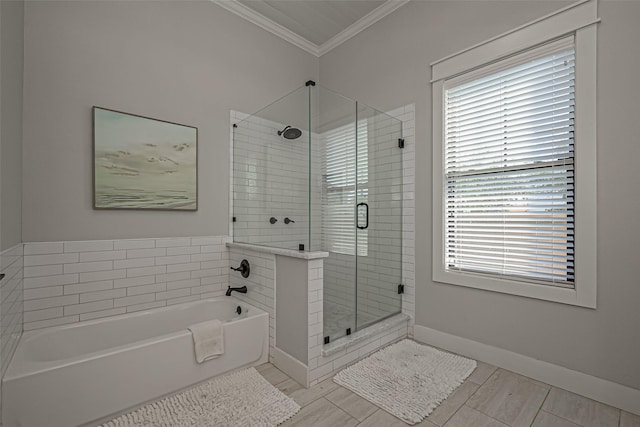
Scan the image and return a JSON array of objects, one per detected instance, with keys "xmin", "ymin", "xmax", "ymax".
[{"xmin": 433, "ymin": 268, "xmax": 596, "ymax": 309}]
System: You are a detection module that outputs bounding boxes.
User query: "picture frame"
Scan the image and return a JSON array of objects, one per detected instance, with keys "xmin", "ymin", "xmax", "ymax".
[{"xmin": 93, "ymin": 106, "xmax": 198, "ymax": 211}]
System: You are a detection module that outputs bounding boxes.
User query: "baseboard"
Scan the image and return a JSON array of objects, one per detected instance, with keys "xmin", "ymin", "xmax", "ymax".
[
  {"xmin": 414, "ymin": 325, "xmax": 640, "ymax": 416},
  {"xmin": 271, "ymin": 347, "xmax": 309, "ymax": 388}
]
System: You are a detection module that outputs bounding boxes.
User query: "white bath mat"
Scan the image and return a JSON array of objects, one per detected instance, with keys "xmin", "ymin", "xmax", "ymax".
[
  {"xmin": 100, "ymin": 367, "xmax": 300, "ymax": 427},
  {"xmin": 333, "ymin": 339, "xmax": 476, "ymax": 425}
]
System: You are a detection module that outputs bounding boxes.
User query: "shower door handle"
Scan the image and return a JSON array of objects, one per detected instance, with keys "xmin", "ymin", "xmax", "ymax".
[{"xmin": 356, "ymin": 202, "xmax": 369, "ymax": 230}]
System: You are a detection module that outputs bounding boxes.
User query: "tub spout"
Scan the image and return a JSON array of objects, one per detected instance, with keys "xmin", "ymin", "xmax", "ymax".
[{"xmin": 226, "ymin": 285, "xmax": 247, "ymax": 296}]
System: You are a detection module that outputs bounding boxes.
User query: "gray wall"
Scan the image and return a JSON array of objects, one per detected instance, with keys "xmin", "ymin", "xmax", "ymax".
[
  {"xmin": 1, "ymin": 0, "xmax": 24, "ymax": 250},
  {"xmin": 22, "ymin": 0, "xmax": 318, "ymax": 242},
  {"xmin": 320, "ymin": 0, "xmax": 640, "ymax": 390}
]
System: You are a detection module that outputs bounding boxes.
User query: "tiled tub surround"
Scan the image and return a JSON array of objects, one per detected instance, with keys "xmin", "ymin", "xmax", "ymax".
[
  {"xmin": 0, "ymin": 244, "xmax": 24, "ymax": 379},
  {"xmin": 22, "ymin": 236, "xmax": 229, "ymax": 331},
  {"xmin": 3, "ymin": 297, "xmax": 268, "ymax": 427},
  {"xmin": 0, "ymin": 244, "xmax": 24, "ymax": 424},
  {"xmin": 228, "ymin": 246, "xmax": 276, "ymax": 357}
]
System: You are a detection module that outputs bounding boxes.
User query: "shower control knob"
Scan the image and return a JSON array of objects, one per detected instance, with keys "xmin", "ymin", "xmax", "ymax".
[
  {"xmin": 230, "ymin": 259, "xmax": 250, "ymax": 278},
  {"xmin": 284, "ymin": 218, "xmax": 295, "ymax": 224},
  {"xmin": 270, "ymin": 217, "xmax": 278, "ymax": 224}
]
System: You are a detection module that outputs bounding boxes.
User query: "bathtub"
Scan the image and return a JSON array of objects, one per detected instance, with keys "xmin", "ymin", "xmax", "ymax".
[{"xmin": 2, "ymin": 297, "xmax": 269, "ymax": 427}]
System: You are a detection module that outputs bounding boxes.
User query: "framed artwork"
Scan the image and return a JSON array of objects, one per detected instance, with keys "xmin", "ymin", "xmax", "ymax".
[{"xmin": 93, "ymin": 107, "xmax": 197, "ymax": 210}]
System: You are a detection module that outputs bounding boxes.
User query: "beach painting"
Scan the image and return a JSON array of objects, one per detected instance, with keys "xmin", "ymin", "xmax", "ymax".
[{"xmin": 93, "ymin": 107, "xmax": 197, "ymax": 210}]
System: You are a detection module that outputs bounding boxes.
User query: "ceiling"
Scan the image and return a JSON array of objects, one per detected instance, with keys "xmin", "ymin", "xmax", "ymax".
[
  {"xmin": 237, "ymin": 1, "xmax": 385, "ymax": 46},
  {"xmin": 213, "ymin": 0, "xmax": 409, "ymax": 56}
]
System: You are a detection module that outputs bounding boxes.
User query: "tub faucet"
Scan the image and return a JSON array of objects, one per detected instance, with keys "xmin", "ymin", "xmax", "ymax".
[{"xmin": 226, "ymin": 285, "xmax": 247, "ymax": 296}]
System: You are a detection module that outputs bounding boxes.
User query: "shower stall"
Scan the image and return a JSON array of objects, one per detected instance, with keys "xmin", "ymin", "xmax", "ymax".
[{"xmin": 232, "ymin": 81, "xmax": 403, "ymax": 343}]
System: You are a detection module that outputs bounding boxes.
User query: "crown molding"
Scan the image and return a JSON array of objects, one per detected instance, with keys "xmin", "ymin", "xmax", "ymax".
[
  {"xmin": 211, "ymin": 0, "xmax": 320, "ymax": 56},
  {"xmin": 211, "ymin": 0, "xmax": 410, "ymax": 57},
  {"xmin": 318, "ymin": 0, "xmax": 410, "ymax": 56}
]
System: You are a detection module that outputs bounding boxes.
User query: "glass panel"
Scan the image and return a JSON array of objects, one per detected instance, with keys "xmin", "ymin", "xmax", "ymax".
[
  {"xmin": 233, "ymin": 86, "xmax": 310, "ymax": 251},
  {"xmin": 356, "ymin": 104, "xmax": 403, "ymax": 329},
  {"xmin": 232, "ymin": 82, "xmax": 403, "ymax": 344},
  {"xmin": 316, "ymin": 86, "xmax": 357, "ymax": 342}
]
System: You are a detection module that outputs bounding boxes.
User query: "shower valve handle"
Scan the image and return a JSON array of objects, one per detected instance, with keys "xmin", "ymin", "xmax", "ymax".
[
  {"xmin": 230, "ymin": 259, "xmax": 250, "ymax": 278},
  {"xmin": 284, "ymin": 217, "xmax": 295, "ymax": 224}
]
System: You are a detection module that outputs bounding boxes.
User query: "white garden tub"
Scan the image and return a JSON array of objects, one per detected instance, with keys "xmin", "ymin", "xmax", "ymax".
[{"xmin": 2, "ymin": 297, "xmax": 269, "ymax": 427}]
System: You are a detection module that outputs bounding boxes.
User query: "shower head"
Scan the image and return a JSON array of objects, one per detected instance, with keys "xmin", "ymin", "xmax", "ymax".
[{"xmin": 277, "ymin": 125, "xmax": 302, "ymax": 140}]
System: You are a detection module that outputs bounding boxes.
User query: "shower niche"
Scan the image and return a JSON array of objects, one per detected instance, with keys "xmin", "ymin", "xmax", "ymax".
[{"xmin": 232, "ymin": 81, "xmax": 404, "ymax": 350}]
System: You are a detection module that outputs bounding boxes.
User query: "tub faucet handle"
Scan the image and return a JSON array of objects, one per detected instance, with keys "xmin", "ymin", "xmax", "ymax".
[
  {"xmin": 284, "ymin": 217, "xmax": 295, "ymax": 224},
  {"xmin": 230, "ymin": 259, "xmax": 250, "ymax": 278}
]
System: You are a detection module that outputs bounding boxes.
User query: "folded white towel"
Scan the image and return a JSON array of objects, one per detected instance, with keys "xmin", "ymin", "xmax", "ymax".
[{"xmin": 188, "ymin": 319, "xmax": 224, "ymax": 363}]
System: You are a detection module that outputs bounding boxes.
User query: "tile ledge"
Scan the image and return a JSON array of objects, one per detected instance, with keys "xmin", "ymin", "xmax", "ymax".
[
  {"xmin": 322, "ymin": 313, "xmax": 410, "ymax": 356},
  {"xmin": 226, "ymin": 242, "xmax": 329, "ymax": 259}
]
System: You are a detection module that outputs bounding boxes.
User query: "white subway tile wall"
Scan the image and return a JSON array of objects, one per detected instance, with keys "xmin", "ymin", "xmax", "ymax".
[
  {"xmin": 22, "ymin": 237, "xmax": 230, "ymax": 330},
  {"xmin": 307, "ymin": 258, "xmax": 325, "ymax": 382},
  {"xmin": 0, "ymin": 244, "xmax": 24, "ymax": 378},
  {"xmin": 228, "ymin": 247, "xmax": 276, "ymax": 358},
  {"xmin": 232, "ymin": 112, "xmax": 310, "ymax": 251},
  {"xmin": 389, "ymin": 104, "xmax": 416, "ymax": 338}
]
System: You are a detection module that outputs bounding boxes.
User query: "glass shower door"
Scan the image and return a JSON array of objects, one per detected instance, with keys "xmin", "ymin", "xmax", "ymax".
[
  {"xmin": 317, "ymin": 87, "xmax": 358, "ymax": 342},
  {"xmin": 355, "ymin": 104, "xmax": 403, "ymax": 329},
  {"xmin": 319, "ymin": 89, "xmax": 403, "ymax": 343}
]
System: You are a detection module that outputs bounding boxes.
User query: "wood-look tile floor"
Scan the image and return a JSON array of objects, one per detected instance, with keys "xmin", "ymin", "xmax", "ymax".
[{"xmin": 256, "ymin": 361, "xmax": 639, "ymax": 427}]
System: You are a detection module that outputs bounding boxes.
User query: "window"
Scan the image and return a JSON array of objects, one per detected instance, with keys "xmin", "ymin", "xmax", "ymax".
[
  {"xmin": 322, "ymin": 120, "xmax": 368, "ymax": 255},
  {"xmin": 445, "ymin": 39, "xmax": 576, "ymax": 287},
  {"xmin": 432, "ymin": 0, "xmax": 598, "ymax": 307}
]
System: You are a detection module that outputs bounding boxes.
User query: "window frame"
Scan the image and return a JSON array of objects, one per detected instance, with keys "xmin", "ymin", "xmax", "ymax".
[{"xmin": 431, "ymin": 0, "xmax": 598, "ymax": 308}]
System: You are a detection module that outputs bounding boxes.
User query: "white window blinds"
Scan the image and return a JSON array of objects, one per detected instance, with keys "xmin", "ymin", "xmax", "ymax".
[
  {"xmin": 443, "ymin": 38, "xmax": 575, "ymax": 287},
  {"xmin": 322, "ymin": 120, "xmax": 368, "ymax": 255}
]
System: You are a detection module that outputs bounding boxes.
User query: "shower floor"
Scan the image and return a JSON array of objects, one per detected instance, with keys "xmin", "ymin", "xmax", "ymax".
[{"xmin": 323, "ymin": 304, "xmax": 378, "ymax": 340}]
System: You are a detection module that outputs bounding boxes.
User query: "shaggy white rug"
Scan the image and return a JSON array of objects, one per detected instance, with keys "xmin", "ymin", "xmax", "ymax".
[
  {"xmin": 100, "ymin": 368, "xmax": 300, "ymax": 427},
  {"xmin": 334, "ymin": 339, "xmax": 476, "ymax": 425}
]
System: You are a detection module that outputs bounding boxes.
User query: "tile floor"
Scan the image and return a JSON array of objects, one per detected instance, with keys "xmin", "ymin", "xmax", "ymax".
[{"xmin": 256, "ymin": 359, "xmax": 640, "ymax": 427}]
